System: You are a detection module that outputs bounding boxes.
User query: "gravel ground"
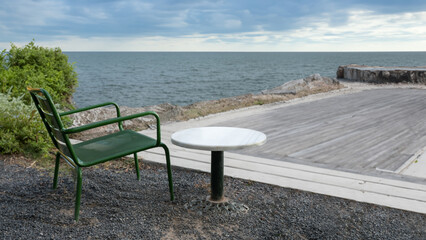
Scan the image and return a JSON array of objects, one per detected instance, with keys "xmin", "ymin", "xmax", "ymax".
[{"xmin": 1, "ymin": 159, "xmax": 425, "ymax": 240}]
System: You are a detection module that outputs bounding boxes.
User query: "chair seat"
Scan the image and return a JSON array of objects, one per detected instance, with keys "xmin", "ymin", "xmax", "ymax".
[{"xmin": 73, "ymin": 130, "xmax": 157, "ymax": 166}]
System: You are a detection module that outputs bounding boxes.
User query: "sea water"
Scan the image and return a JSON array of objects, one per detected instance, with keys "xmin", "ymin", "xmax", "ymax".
[{"xmin": 65, "ymin": 52, "xmax": 426, "ymax": 108}]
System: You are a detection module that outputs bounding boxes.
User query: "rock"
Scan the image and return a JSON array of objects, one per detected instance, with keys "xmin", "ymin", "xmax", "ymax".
[
  {"xmin": 337, "ymin": 64, "xmax": 426, "ymax": 84},
  {"xmin": 261, "ymin": 74, "xmax": 340, "ymax": 95},
  {"xmin": 71, "ymin": 103, "xmax": 183, "ymax": 128},
  {"xmin": 336, "ymin": 66, "xmax": 345, "ymax": 79}
]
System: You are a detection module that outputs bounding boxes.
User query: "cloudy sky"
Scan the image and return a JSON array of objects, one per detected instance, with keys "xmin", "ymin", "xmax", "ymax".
[{"xmin": 1, "ymin": 0, "xmax": 426, "ymax": 51}]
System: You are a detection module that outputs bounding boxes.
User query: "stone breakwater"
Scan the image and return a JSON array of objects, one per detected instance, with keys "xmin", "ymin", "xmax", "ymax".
[{"xmin": 337, "ymin": 64, "xmax": 426, "ymax": 84}]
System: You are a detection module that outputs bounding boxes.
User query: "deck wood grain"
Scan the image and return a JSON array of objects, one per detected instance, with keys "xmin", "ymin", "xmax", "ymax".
[{"xmin": 212, "ymin": 89, "xmax": 426, "ymax": 174}]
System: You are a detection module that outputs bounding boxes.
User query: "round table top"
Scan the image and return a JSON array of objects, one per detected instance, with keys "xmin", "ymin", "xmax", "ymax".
[{"xmin": 171, "ymin": 127, "xmax": 267, "ymax": 151}]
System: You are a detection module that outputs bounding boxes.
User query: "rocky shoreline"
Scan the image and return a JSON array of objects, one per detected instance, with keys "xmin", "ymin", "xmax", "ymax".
[{"xmin": 69, "ymin": 74, "xmax": 342, "ymax": 140}]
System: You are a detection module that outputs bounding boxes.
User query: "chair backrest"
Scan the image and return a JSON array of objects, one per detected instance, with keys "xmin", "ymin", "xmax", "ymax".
[{"xmin": 27, "ymin": 88, "xmax": 73, "ymax": 159}]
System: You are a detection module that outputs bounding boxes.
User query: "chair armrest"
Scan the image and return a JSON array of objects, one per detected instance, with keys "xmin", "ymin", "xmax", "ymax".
[
  {"xmin": 59, "ymin": 102, "xmax": 123, "ymax": 130},
  {"xmin": 63, "ymin": 111, "xmax": 162, "ymax": 145}
]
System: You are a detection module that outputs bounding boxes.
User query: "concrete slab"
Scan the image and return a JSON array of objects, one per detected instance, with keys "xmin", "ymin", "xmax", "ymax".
[{"xmin": 400, "ymin": 146, "xmax": 426, "ymax": 178}]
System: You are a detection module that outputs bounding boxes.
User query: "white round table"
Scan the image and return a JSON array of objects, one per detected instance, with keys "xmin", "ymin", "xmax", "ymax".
[{"xmin": 171, "ymin": 127, "xmax": 267, "ymax": 202}]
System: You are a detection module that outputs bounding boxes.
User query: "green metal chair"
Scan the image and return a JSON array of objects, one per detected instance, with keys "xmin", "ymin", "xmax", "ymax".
[{"xmin": 27, "ymin": 88, "xmax": 174, "ymax": 221}]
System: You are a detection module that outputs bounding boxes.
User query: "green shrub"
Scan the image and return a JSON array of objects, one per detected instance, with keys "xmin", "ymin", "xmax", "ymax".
[
  {"xmin": 0, "ymin": 41, "xmax": 77, "ymax": 159},
  {"xmin": 0, "ymin": 41, "xmax": 78, "ymax": 108},
  {"xmin": 0, "ymin": 90, "xmax": 52, "ymax": 156}
]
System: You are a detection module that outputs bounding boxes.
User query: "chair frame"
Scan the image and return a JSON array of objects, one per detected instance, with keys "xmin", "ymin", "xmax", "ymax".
[{"xmin": 28, "ymin": 88, "xmax": 174, "ymax": 221}]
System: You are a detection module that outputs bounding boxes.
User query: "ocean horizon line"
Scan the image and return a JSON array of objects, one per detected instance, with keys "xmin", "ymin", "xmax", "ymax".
[{"xmin": 64, "ymin": 50, "xmax": 426, "ymax": 53}]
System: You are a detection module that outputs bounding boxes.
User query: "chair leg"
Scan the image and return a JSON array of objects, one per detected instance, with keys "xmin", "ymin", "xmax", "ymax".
[
  {"xmin": 53, "ymin": 152, "xmax": 60, "ymax": 189},
  {"xmin": 74, "ymin": 167, "xmax": 83, "ymax": 221},
  {"xmin": 160, "ymin": 143, "xmax": 174, "ymax": 201},
  {"xmin": 134, "ymin": 153, "xmax": 140, "ymax": 180}
]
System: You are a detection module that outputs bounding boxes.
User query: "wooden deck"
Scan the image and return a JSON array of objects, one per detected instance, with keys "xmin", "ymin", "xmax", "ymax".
[
  {"xmin": 139, "ymin": 87, "xmax": 426, "ymax": 213},
  {"xmin": 215, "ymin": 88, "xmax": 426, "ymax": 175}
]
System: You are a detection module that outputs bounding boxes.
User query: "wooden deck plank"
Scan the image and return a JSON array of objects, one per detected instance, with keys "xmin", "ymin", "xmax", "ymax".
[{"xmin": 216, "ymin": 89, "xmax": 426, "ymax": 175}]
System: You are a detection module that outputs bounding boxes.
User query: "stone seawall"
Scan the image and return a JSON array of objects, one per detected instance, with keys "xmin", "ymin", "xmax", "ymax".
[{"xmin": 337, "ymin": 64, "xmax": 426, "ymax": 84}]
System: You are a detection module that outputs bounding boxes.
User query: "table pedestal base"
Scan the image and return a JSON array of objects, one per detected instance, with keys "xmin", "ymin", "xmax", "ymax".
[
  {"xmin": 207, "ymin": 196, "xmax": 228, "ymax": 204},
  {"xmin": 184, "ymin": 196, "xmax": 249, "ymax": 215}
]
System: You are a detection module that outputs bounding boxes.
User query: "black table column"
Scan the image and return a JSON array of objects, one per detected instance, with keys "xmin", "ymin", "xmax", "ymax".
[{"xmin": 210, "ymin": 151, "xmax": 225, "ymax": 202}]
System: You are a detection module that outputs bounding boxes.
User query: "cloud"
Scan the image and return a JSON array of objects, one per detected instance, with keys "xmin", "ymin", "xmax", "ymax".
[
  {"xmin": 81, "ymin": 7, "xmax": 108, "ymax": 20},
  {"xmin": 1, "ymin": 0, "xmax": 70, "ymax": 26},
  {"xmin": 1, "ymin": 1, "xmax": 426, "ymax": 51},
  {"xmin": 289, "ymin": 10, "xmax": 426, "ymax": 43}
]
